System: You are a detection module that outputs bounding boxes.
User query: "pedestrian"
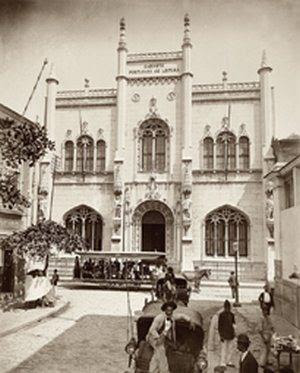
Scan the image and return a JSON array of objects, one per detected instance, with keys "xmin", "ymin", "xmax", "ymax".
[
  {"xmin": 73, "ymin": 256, "xmax": 81, "ymax": 279},
  {"xmin": 146, "ymin": 301, "xmax": 195, "ymax": 373},
  {"xmin": 228, "ymin": 271, "xmax": 237, "ymax": 299},
  {"xmin": 51, "ymin": 269, "xmax": 59, "ymax": 298},
  {"xmin": 258, "ymin": 284, "xmax": 274, "ymax": 315},
  {"xmin": 218, "ymin": 299, "xmax": 236, "ymax": 368},
  {"xmin": 237, "ymin": 333, "xmax": 258, "ymax": 373},
  {"xmin": 194, "ymin": 266, "xmax": 201, "ymax": 292},
  {"xmin": 258, "ymin": 304, "xmax": 275, "ymax": 368}
]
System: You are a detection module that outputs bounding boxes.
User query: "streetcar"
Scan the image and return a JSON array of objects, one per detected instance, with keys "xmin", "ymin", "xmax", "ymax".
[{"xmin": 74, "ymin": 251, "xmax": 166, "ymax": 290}]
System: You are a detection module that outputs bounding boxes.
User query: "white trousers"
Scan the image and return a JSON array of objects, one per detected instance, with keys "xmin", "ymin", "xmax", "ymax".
[
  {"xmin": 220, "ymin": 339, "xmax": 234, "ymax": 366},
  {"xmin": 148, "ymin": 335, "xmax": 170, "ymax": 373}
]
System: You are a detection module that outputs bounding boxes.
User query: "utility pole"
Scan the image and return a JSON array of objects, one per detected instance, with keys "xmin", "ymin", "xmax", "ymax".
[{"xmin": 233, "ymin": 241, "xmax": 241, "ymax": 307}]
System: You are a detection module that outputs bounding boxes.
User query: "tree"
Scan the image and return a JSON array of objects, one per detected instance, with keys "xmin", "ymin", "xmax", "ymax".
[
  {"xmin": 0, "ymin": 220, "xmax": 86, "ymax": 260},
  {"xmin": 0, "ymin": 117, "xmax": 54, "ymax": 209}
]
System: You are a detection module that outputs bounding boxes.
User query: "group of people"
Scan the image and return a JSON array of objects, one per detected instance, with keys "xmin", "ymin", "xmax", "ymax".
[
  {"xmin": 213, "ymin": 282, "xmax": 291, "ymax": 373},
  {"xmin": 24, "ymin": 255, "xmax": 59, "ymax": 309},
  {"xmin": 74, "ymin": 256, "xmax": 161, "ymax": 282}
]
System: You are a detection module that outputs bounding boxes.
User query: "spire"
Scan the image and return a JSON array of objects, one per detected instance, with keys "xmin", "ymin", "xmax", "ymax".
[
  {"xmin": 258, "ymin": 50, "xmax": 272, "ymax": 74},
  {"xmin": 118, "ymin": 17, "xmax": 126, "ymax": 50},
  {"xmin": 183, "ymin": 13, "xmax": 191, "ymax": 46},
  {"xmin": 46, "ymin": 63, "xmax": 59, "ymax": 84}
]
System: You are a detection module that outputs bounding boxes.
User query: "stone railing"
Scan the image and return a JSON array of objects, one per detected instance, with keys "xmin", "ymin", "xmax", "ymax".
[
  {"xmin": 127, "ymin": 51, "xmax": 182, "ymax": 62},
  {"xmin": 57, "ymin": 88, "xmax": 117, "ymax": 99},
  {"xmin": 192, "ymin": 81, "xmax": 260, "ymax": 93}
]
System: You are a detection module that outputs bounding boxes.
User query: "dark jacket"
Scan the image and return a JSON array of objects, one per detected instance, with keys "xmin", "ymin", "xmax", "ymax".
[
  {"xmin": 218, "ymin": 310, "xmax": 235, "ymax": 340},
  {"xmin": 239, "ymin": 351, "xmax": 258, "ymax": 373}
]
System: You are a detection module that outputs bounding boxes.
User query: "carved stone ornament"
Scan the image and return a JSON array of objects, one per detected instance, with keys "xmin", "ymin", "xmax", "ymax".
[
  {"xmin": 182, "ymin": 194, "xmax": 192, "ymax": 235},
  {"xmin": 265, "ymin": 181, "xmax": 274, "ymax": 239},
  {"xmin": 114, "ymin": 164, "xmax": 122, "ymax": 196},
  {"xmin": 167, "ymin": 91, "xmax": 176, "ymax": 101},
  {"xmin": 145, "ymin": 97, "xmax": 161, "ymax": 119},
  {"xmin": 114, "ymin": 194, "xmax": 122, "ymax": 218},
  {"xmin": 131, "ymin": 93, "xmax": 140, "ymax": 103},
  {"xmin": 239, "ymin": 123, "xmax": 248, "ymax": 137},
  {"xmin": 66, "ymin": 129, "xmax": 72, "ymax": 138},
  {"xmin": 145, "ymin": 175, "xmax": 160, "ymax": 200},
  {"xmin": 113, "ymin": 217, "xmax": 121, "ymax": 236},
  {"xmin": 203, "ymin": 124, "xmax": 212, "ymax": 138},
  {"xmin": 97, "ymin": 128, "xmax": 104, "ymax": 138},
  {"xmin": 221, "ymin": 116, "xmax": 230, "ymax": 131},
  {"xmin": 82, "ymin": 121, "xmax": 88, "ymax": 134}
]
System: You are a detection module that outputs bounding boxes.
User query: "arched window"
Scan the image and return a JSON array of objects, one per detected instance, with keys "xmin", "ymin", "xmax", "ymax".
[
  {"xmin": 203, "ymin": 137, "xmax": 214, "ymax": 169},
  {"xmin": 239, "ymin": 136, "xmax": 250, "ymax": 170},
  {"xmin": 76, "ymin": 136, "xmax": 94, "ymax": 172},
  {"xmin": 139, "ymin": 119, "xmax": 169, "ymax": 172},
  {"xmin": 205, "ymin": 206, "xmax": 249, "ymax": 257},
  {"xmin": 64, "ymin": 141, "xmax": 74, "ymax": 172},
  {"xmin": 65, "ymin": 206, "xmax": 102, "ymax": 251},
  {"xmin": 216, "ymin": 132, "xmax": 236, "ymax": 170},
  {"xmin": 96, "ymin": 140, "xmax": 106, "ymax": 172}
]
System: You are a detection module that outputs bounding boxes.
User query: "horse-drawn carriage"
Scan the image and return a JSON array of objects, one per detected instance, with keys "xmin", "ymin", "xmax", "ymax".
[
  {"xmin": 155, "ymin": 274, "xmax": 191, "ymax": 305},
  {"xmin": 126, "ymin": 301, "xmax": 207, "ymax": 373}
]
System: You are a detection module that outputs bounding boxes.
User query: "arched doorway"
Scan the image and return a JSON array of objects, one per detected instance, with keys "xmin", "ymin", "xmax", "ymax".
[
  {"xmin": 132, "ymin": 200, "xmax": 174, "ymax": 258},
  {"xmin": 64, "ymin": 205, "xmax": 103, "ymax": 250},
  {"xmin": 142, "ymin": 210, "xmax": 165, "ymax": 252}
]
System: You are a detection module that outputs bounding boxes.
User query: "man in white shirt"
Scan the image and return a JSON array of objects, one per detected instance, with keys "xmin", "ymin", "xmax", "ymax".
[{"xmin": 258, "ymin": 284, "xmax": 274, "ymax": 315}]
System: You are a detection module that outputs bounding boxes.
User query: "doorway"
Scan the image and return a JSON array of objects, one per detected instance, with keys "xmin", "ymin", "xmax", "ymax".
[{"xmin": 142, "ymin": 210, "xmax": 165, "ymax": 252}]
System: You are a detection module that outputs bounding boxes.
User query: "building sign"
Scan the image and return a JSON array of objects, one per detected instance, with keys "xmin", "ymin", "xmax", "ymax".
[{"xmin": 128, "ymin": 62, "xmax": 181, "ymax": 77}]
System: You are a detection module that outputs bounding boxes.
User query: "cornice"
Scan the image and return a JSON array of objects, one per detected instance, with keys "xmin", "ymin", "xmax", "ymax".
[
  {"xmin": 192, "ymin": 81, "xmax": 260, "ymax": 93},
  {"xmin": 56, "ymin": 88, "xmax": 117, "ymax": 108},
  {"xmin": 127, "ymin": 51, "xmax": 182, "ymax": 63},
  {"xmin": 128, "ymin": 75, "xmax": 180, "ymax": 86}
]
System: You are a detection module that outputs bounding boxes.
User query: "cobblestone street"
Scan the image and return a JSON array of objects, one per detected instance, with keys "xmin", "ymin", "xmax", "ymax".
[
  {"xmin": 0, "ymin": 289, "xmax": 221, "ymax": 373},
  {"xmin": 0, "ymin": 288, "xmax": 298, "ymax": 372}
]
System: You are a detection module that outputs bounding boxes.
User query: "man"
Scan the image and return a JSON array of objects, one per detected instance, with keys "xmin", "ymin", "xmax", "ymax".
[
  {"xmin": 237, "ymin": 333, "xmax": 258, "ymax": 373},
  {"xmin": 258, "ymin": 305, "xmax": 274, "ymax": 368},
  {"xmin": 218, "ymin": 300, "xmax": 236, "ymax": 368},
  {"xmin": 228, "ymin": 271, "xmax": 237, "ymax": 299},
  {"xmin": 146, "ymin": 301, "xmax": 194, "ymax": 373},
  {"xmin": 258, "ymin": 284, "xmax": 274, "ymax": 315}
]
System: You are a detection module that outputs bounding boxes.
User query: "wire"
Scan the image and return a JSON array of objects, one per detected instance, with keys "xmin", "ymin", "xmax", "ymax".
[{"xmin": 22, "ymin": 59, "xmax": 48, "ymax": 117}]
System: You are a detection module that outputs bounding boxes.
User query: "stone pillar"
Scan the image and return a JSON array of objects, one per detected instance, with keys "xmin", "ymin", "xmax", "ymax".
[
  {"xmin": 257, "ymin": 50, "xmax": 273, "ymax": 159},
  {"xmin": 38, "ymin": 65, "xmax": 59, "ymax": 221},
  {"xmin": 112, "ymin": 18, "xmax": 128, "ymax": 251},
  {"xmin": 181, "ymin": 15, "xmax": 193, "ymax": 270},
  {"xmin": 181, "ymin": 14, "xmax": 193, "ymax": 160},
  {"xmin": 115, "ymin": 17, "xmax": 127, "ymax": 161}
]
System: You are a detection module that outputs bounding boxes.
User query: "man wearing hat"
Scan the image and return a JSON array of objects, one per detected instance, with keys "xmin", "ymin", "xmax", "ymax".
[
  {"xmin": 237, "ymin": 333, "xmax": 258, "ymax": 373},
  {"xmin": 146, "ymin": 301, "xmax": 195, "ymax": 373}
]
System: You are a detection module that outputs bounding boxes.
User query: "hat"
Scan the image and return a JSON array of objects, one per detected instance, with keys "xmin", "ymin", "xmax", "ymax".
[
  {"xmin": 237, "ymin": 333, "xmax": 250, "ymax": 346},
  {"xmin": 161, "ymin": 301, "xmax": 177, "ymax": 311}
]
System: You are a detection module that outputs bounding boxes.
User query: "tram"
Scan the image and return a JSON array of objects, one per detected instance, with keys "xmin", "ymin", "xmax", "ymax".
[{"xmin": 74, "ymin": 251, "xmax": 166, "ymax": 290}]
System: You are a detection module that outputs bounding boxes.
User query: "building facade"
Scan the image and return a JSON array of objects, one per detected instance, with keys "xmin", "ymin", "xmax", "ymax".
[
  {"xmin": 265, "ymin": 136, "xmax": 300, "ymax": 329},
  {"xmin": 40, "ymin": 16, "xmax": 275, "ymax": 280}
]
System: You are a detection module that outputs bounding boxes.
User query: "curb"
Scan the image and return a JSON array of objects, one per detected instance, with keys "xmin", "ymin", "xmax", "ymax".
[{"xmin": 0, "ymin": 300, "xmax": 70, "ymax": 339}]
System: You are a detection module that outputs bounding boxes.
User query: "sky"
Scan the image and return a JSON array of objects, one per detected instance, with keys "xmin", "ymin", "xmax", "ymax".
[{"xmin": 0, "ymin": 0, "xmax": 299, "ymax": 138}]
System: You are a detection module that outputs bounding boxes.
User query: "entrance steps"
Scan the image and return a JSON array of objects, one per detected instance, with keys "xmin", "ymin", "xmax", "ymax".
[{"xmin": 48, "ymin": 256, "xmax": 75, "ymax": 282}]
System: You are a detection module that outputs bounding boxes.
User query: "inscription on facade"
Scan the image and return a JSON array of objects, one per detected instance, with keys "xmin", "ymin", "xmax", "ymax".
[{"xmin": 128, "ymin": 62, "xmax": 180, "ymax": 76}]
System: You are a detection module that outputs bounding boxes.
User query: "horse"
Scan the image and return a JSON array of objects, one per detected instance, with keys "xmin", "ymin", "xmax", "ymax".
[{"xmin": 181, "ymin": 268, "xmax": 211, "ymax": 292}]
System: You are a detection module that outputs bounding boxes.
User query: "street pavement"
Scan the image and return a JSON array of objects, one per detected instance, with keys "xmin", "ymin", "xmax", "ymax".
[{"xmin": 0, "ymin": 287, "xmax": 298, "ymax": 372}]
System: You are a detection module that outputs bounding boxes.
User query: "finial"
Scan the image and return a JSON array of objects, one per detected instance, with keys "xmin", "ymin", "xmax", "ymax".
[
  {"xmin": 222, "ymin": 71, "xmax": 228, "ymax": 83},
  {"xmin": 84, "ymin": 78, "xmax": 90, "ymax": 89},
  {"xmin": 118, "ymin": 17, "xmax": 126, "ymax": 49},
  {"xmin": 261, "ymin": 49, "xmax": 267, "ymax": 68},
  {"xmin": 184, "ymin": 13, "xmax": 190, "ymax": 27},
  {"xmin": 183, "ymin": 14, "xmax": 191, "ymax": 46},
  {"xmin": 257, "ymin": 49, "xmax": 272, "ymax": 74},
  {"xmin": 46, "ymin": 63, "xmax": 59, "ymax": 84}
]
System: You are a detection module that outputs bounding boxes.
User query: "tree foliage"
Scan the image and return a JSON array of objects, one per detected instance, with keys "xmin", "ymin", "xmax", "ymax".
[
  {"xmin": 0, "ymin": 117, "xmax": 54, "ymax": 208},
  {"xmin": 0, "ymin": 220, "xmax": 86, "ymax": 260}
]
